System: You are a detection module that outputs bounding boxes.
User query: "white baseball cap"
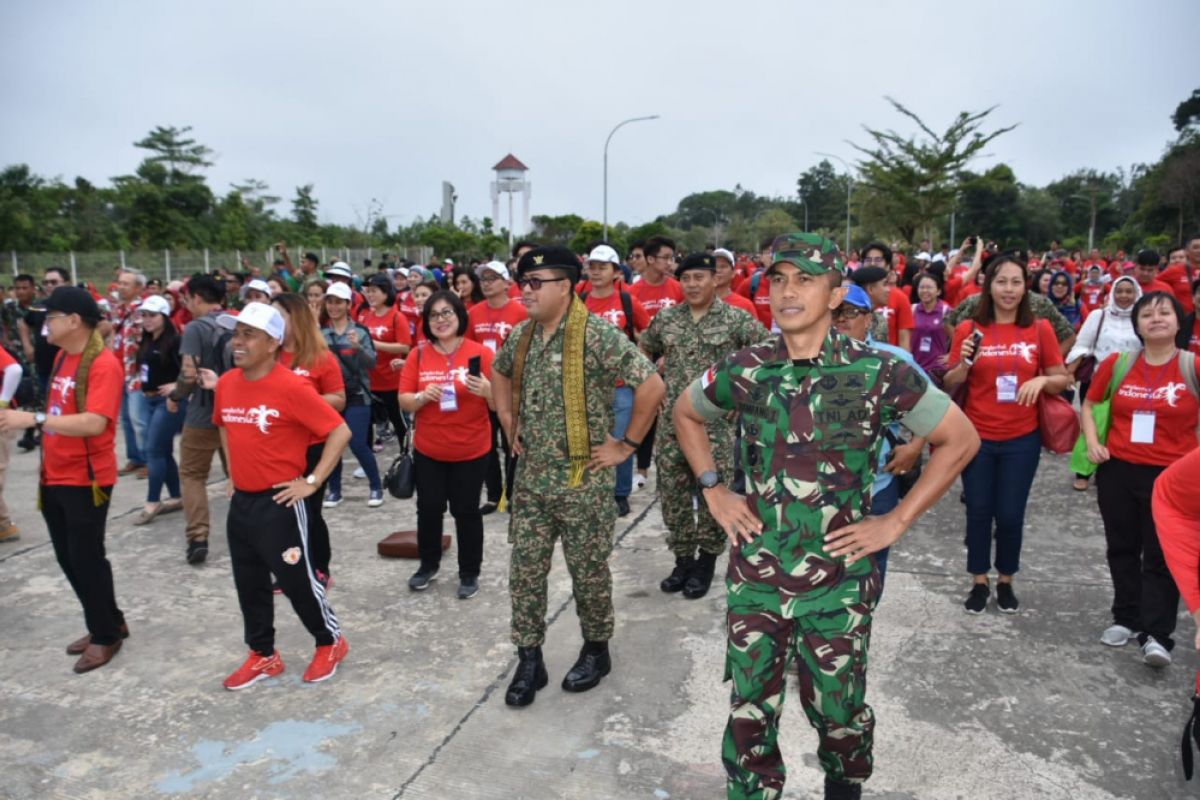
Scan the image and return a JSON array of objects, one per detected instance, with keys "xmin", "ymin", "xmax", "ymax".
[
  {"xmin": 239, "ymin": 278, "xmax": 273, "ymax": 300},
  {"xmin": 392, "ymin": 266, "xmax": 410, "ymax": 279},
  {"xmin": 325, "ymin": 261, "xmax": 353, "ymax": 279},
  {"xmin": 137, "ymin": 295, "xmax": 171, "ymax": 316},
  {"xmin": 325, "ymin": 282, "xmax": 353, "ymax": 301},
  {"xmin": 586, "ymin": 244, "xmax": 620, "ymax": 265},
  {"xmin": 217, "ymin": 302, "xmax": 285, "ymax": 343},
  {"xmin": 914, "ymin": 251, "xmax": 932, "ymax": 262},
  {"xmin": 476, "ymin": 260, "xmax": 511, "ymax": 281},
  {"xmin": 713, "ymin": 248, "xmax": 735, "ymax": 265}
]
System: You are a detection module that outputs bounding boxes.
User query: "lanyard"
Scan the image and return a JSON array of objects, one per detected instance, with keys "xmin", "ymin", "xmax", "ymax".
[{"xmin": 1138, "ymin": 350, "xmax": 1177, "ymax": 411}]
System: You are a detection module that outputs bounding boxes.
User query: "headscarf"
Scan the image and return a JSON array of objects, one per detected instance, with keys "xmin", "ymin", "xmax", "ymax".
[
  {"xmin": 1105, "ymin": 275, "xmax": 1142, "ymax": 319},
  {"xmin": 1049, "ymin": 270, "xmax": 1080, "ymax": 326}
]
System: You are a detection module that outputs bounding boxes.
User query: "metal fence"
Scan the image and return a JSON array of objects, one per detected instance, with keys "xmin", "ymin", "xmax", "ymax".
[{"xmin": 7, "ymin": 246, "xmax": 434, "ymax": 286}]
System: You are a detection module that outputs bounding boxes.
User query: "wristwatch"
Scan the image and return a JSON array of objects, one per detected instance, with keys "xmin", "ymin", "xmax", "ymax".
[
  {"xmin": 696, "ymin": 470, "xmax": 721, "ymax": 490},
  {"xmin": 34, "ymin": 412, "xmax": 47, "ymax": 427},
  {"xmin": 305, "ymin": 474, "xmax": 317, "ymax": 486},
  {"xmin": 621, "ymin": 436, "xmax": 641, "ymax": 450}
]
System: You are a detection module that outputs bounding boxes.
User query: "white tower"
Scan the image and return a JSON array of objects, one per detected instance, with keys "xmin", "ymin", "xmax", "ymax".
[{"xmin": 490, "ymin": 154, "xmax": 530, "ymax": 247}]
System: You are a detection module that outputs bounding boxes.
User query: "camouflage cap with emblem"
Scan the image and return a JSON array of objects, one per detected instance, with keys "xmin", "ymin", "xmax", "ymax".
[
  {"xmin": 515, "ymin": 245, "xmax": 581, "ymax": 283},
  {"xmin": 767, "ymin": 232, "xmax": 844, "ymax": 276},
  {"xmin": 674, "ymin": 252, "xmax": 717, "ymax": 279}
]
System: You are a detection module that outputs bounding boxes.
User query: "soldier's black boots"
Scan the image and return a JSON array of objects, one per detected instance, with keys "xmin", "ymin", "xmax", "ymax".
[
  {"xmin": 660, "ymin": 555, "xmax": 695, "ymax": 593},
  {"xmin": 505, "ymin": 646, "xmax": 548, "ymax": 707},
  {"xmin": 824, "ymin": 777, "xmax": 862, "ymax": 800},
  {"xmin": 561, "ymin": 640, "xmax": 611, "ymax": 692},
  {"xmin": 682, "ymin": 551, "xmax": 718, "ymax": 599}
]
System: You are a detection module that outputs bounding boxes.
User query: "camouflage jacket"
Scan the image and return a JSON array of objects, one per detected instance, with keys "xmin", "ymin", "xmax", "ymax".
[
  {"xmin": 640, "ymin": 300, "xmax": 767, "ymax": 434},
  {"xmin": 494, "ymin": 313, "xmax": 656, "ymax": 494},
  {"xmin": 687, "ymin": 329, "xmax": 949, "ymax": 543},
  {"xmin": 0, "ymin": 300, "xmax": 30, "ymax": 361},
  {"xmin": 947, "ymin": 291, "xmax": 1074, "ymax": 343}
]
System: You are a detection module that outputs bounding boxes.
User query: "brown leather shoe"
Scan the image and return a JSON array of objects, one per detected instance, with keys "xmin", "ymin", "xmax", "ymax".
[
  {"xmin": 73, "ymin": 639, "xmax": 122, "ymax": 673},
  {"xmin": 66, "ymin": 623, "xmax": 130, "ymax": 655},
  {"xmin": 118, "ymin": 462, "xmax": 144, "ymax": 475}
]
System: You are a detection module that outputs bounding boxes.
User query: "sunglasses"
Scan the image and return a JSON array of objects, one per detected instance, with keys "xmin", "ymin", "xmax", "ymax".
[
  {"xmin": 832, "ymin": 306, "xmax": 870, "ymax": 320},
  {"xmin": 516, "ymin": 276, "xmax": 568, "ymax": 290}
]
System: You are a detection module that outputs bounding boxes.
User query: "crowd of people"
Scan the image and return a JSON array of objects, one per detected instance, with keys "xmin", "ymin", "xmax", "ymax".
[{"xmin": 1, "ymin": 229, "xmax": 1199, "ymax": 800}]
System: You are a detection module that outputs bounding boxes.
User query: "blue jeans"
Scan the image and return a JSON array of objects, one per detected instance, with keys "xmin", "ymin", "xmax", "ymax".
[
  {"xmin": 328, "ymin": 403, "xmax": 381, "ymax": 494},
  {"xmin": 961, "ymin": 430, "xmax": 1041, "ymax": 576},
  {"xmin": 612, "ymin": 386, "xmax": 634, "ymax": 498},
  {"xmin": 144, "ymin": 394, "xmax": 185, "ymax": 503},
  {"xmin": 870, "ymin": 478, "xmax": 900, "ymax": 596},
  {"xmin": 121, "ymin": 387, "xmax": 149, "ymax": 464}
]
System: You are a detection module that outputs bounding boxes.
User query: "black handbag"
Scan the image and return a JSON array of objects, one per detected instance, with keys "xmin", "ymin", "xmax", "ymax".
[{"xmin": 385, "ymin": 430, "xmax": 415, "ymax": 499}]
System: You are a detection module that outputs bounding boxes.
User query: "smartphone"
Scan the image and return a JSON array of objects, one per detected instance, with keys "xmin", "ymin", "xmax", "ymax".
[
  {"xmin": 963, "ymin": 330, "xmax": 984, "ymax": 366},
  {"xmin": 468, "ymin": 355, "xmax": 481, "ymax": 377},
  {"xmin": 967, "ymin": 236, "xmax": 978, "ymax": 247}
]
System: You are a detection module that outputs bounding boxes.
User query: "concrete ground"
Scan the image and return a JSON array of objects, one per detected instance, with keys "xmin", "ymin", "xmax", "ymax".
[{"xmin": 1, "ymin": 432, "xmax": 1197, "ymax": 800}]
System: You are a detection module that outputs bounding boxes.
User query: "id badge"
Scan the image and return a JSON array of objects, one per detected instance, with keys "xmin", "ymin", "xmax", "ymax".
[
  {"xmin": 996, "ymin": 373, "xmax": 1018, "ymax": 404},
  {"xmin": 139, "ymin": 364, "xmax": 150, "ymax": 384},
  {"xmin": 483, "ymin": 339, "xmax": 498, "ymax": 353},
  {"xmin": 919, "ymin": 336, "xmax": 932, "ymax": 353},
  {"xmin": 41, "ymin": 323, "xmax": 49, "ymax": 337},
  {"xmin": 439, "ymin": 382, "xmax": 459, "ymax": 412},
  {"xmin": 1130, "ymin": 411, "xmax": 1156, "ymax": 444}
]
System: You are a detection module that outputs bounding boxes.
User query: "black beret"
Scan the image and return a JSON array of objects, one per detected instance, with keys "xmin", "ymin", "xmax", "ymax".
[
  {"xmin": 516, "ymin": 246, "xmax": 580, "ymax": 282},
  {"xmin": 42, "ymin": 286, "xmax": 102, "ymax": 325},
  {"xmin": 674, "ymin": 252, "xmax": 716, "ymax": 278},
  {"xmin": 849, "ymin": 266, "xmax": 888, "ymax": 286}
]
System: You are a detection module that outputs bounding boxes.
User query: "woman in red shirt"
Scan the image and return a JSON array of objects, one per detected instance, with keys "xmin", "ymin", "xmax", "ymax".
[
  {"xmin": 944, "ymin": 254, "xmax": 1072, "ymax": 615},
  {"xmin": 361, "ymin": 274, "xmax": 412, "ymax": 453},
  {"xmin": 1081, "ymin": 291, "xmax": 1199, "ymax": 667},
  {"xmin": 272, "ymin": 293, "xmax": 345, "ymax": 588},
  {"xmin": 1153, "ymin": 446, "xmax": 1200, "ymax": 652},
  {"xmin": 399, "ymin": 291, "xmax": 495, "ymax": 599}
]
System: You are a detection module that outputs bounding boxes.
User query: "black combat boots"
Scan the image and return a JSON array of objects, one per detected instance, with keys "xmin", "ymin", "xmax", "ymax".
[
  {"xmin": 561, "ymin": 640, "xmax": 611, "ymax": 692},
  {"xmin": 824, "ymin": 777, "xmax": 862, "ymax": 800},
  {"xmin": 660, "ymin": 554, "xmax": 695, "ymax": 593},
  {"xmin": 682, "ymin": 551, "xmax": 718, "ymax": 599},
  {"xmin": 504, "ymin": 646, "xmax": 548, "ymax": 707}
]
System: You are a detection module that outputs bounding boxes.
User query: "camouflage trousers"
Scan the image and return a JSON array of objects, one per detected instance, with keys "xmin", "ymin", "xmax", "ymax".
[
  {"xmin": 655, "ymin": 424, "xmax": 733, "ymax": 558},
  {"xmin": 508, "ymin": 484, "xmax": 617, "ymax": 648},
  {"xmin": 724, "ymin": 556, "xmax": 879, "ymax": 799}
]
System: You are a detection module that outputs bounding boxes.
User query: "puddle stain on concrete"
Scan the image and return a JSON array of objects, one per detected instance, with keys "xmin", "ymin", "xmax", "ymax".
[{"xmin": 156, "ymin": 719, "xmax": 361, "ymax": 792}]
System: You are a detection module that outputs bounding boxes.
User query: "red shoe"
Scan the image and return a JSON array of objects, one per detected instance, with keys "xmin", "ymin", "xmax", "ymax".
[
  {"xmin": 302, "ymin": 636, "xmax": 349, "ymax": 683},
  {"xmin": 223, "ymin": 650, "xmax": 284, "ymax": 690}
]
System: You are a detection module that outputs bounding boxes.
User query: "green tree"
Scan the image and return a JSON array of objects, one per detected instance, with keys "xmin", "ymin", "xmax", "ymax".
[
  {"xmin": 530, "ymin": 213, "xmax": 584, "ymax": 246},
  {"xmin": 795, "ymin": 160, "xmax": 851, "ymax": 233},
  {"xmin": 292, "ymin": 184, "xmax": 319, "ymax": 233},
  {"xmin": 1172, "ymin": 88, "xmax": 1200, "ymax": 133},
  {"xmin": 850, "ymin": 97, "xmax": 1017, "ymax": 243},
  {"xmin": 133, "ymin": 125, "xmax": 213, "ymax": 180},
  {"xmin": 956, "ymin": 164, "xmax": 1022, "ymax": 245}
]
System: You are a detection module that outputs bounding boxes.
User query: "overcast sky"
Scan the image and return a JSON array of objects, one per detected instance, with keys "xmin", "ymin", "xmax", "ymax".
[{"xmin": 3, "ymin": 0, "xmax": 1196, "ymax": 235}]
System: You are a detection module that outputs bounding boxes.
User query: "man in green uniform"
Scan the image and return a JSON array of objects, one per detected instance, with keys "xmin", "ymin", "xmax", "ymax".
[
  {"xmin": 640, "ymin": 252, "xmax": 767, "ymax": 600},
  {"xmin": 492, "ymin": 246, "xmax": 664, "ymax": 707},
  {"xmin": 673, "ymin": 233, "xmax": 980, "ymax": 800}
]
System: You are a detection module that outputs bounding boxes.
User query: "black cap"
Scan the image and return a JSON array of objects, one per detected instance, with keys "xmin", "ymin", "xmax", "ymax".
[
  {"xmin": 43, "ymin": 286, "xmax": 102, "ymax": 325},
  {"xmin": 516, "ymin": 246, "xmax": 580, "ymax": 282},
  {"xmin": 674, "ymin": 252, "xmax": 716, "ymax": 279},
  {"xmin": 849, "ymin": 266, "xmax": 888, "ymax": 286}
]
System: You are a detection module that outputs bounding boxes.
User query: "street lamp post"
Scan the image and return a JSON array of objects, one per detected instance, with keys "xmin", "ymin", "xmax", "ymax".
[
  {"xmin": 604, "ymin": 115, "xmax": 660, "ymax": 242},
  {"xmin": 815, "ymin": 151, "xmax": 853, "ymax": 254}
]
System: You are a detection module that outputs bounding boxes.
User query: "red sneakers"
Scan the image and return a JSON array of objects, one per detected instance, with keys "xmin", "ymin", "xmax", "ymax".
[
  {"xmin": 302, "ymin": 636, "xmax": 349, "ymax": 683},
  {"xmin": 223, "ymin": 650, "xmax": 285, "ymax": 690}
]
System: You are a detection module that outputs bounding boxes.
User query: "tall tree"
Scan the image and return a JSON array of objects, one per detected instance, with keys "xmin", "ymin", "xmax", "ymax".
[
  {"xmin": 133, "ymin": 125, "xmax": 213, "ymax": 182},
  {"xmin": 292, "ymin": 184, "xmax": 319, "ymax": 233},
  {"xmin": 850, "ymin": 97, "xmax": 1017, "ymax": 243}
]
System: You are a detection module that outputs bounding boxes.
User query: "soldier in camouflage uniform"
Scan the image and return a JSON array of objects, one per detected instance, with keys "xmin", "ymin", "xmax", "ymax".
[
  {"xmin": 639, "ymin": 252, "xmax": 767, "ymax": 600},
  {"xmin": 492, "ymin": 245, "xmax": 664, "ymax": 708},
  {"xmin": 947, "ymin": 281, "xmax": 1076, "ymax": 350},
  {"xmin": 672, "ymin": 234, "xmax": 979, "ymax": 800}
]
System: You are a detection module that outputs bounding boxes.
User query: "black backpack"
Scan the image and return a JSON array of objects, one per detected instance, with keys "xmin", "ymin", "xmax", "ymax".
[
  {"xmin": 579, "ymin": 290, "xmax": 636, "ymax": 341},
  {"xmin": 191, "ymin": 314, "xmax": 235, "ymax": 405}
]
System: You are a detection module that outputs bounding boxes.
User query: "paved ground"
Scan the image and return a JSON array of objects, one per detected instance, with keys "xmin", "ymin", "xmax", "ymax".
[{"xmin": 1, "ymin": 433, "xmax": 1197, "ymax": 799}]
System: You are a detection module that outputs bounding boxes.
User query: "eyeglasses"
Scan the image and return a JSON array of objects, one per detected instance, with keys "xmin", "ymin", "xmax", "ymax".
[
  {"xmin": 44, "ymin": 312, "xmax": 68, "ymax": 321},
  {"xmin": 861, "ymin": 257, "xmax": 888, "ymax": 266},
  {"xmin": 516, "ymin": 276, "xmax": 568, "ymax": 290},
  {"xmin": 428, "ymin": 308, "xmax": 456, "ymax": 321},
  {"xmin": 43, "ymin": 279, "xmax": 63, "ymax": 287},
  {"xmin": 831, "ymin": 306, "xmax": 869, "ymax": 320},
  {"xmin": 479, "ymin": 273, "xmax": 503, "ymax": 283}
]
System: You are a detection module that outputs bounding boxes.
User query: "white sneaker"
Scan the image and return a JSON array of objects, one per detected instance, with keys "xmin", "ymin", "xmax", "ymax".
[
  {"xmin": 353, "ymin": 466, "xmax": 367, "ymax": 479},
  {"xmin": 1100, "ymin": 624, "xmax": 1133, "ymax": 647},
  {"xmin": 367, "ymin": 490, "xmax": 383, "ymax": 508},
  {"xmin": 633, "ymin": 474, "xmax": 647, "ymax": 490},
  {"xmin": 1142, "ymin": 636, "xmax": 1171, "ymax": 667}
]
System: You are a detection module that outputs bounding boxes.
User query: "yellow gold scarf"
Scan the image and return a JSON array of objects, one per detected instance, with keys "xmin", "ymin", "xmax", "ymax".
[
  {"xmin": 39, "ymin": 329, "xmax": 110, "ymax": 509},
  {"xmin": 512, "ymin": 296, "xmax": 590, "ymax": 487}
]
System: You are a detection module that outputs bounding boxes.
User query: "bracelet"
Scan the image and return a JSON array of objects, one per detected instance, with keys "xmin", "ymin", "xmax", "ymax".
[{"xmin": 621, "ymin": 436, "xmax": 641, "ymax": 450}]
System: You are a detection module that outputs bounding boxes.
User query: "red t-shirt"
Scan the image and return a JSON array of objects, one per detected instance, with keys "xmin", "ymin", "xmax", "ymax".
[
  {"xmin": 213, "ymin": 362, "xmax": 345, "ymax": 492},
  {"xmin": 466, "ymin": 299, "xmax": 528, "ymax": 354},
  {"xmin": 629, "ymin": 277, "xmax": 685, "ymax": 319},
  {"xmin": 398, "ymin": 294, "xmax": 421, "ymax": 339},
  {"xmin": 1187, "ymin": 317, "xmax": 1200, "ymax": 356},
  {"xmin": 721, "ymin": 290, "xmax": 759, "ymax": 319},
  {"xmin": 736, "ymin": 271, "xmax": 774, "ymax": 328},
  {"xmin": 948, "ymin": 319, "xmax": 1063, "ymax": 440},
  {"xmin": 1159, "ymin": 263, "xmax": 1197, "ymax": 314},
  {"xmin": 398, "ymin": 340, "xmax": 494, "ymax": 462},
  {"xmin": 279, "ymin": 349, "xmax": 345, "ymax": 444},
  {"xmin": 583, "ymin": 290, "xmax": 650, "ymax": 338},
  {"xmin": 1153, "ymin": 447, "xmax": 1200, "ymax": 613},
  {"xmin": 1136, "ymin": 277, "xmax": 1175, "ymax": 297},
  {"xmin": 879, "ymin": 287, "xmax": 916, "ymax": 346},
  {"xmin": 42, "ymin": 349, "xmax": 123, "ymax": 487},
  {"xmin": 360, "ymin": 305, "xmax": 412, "ymax": 391},
  {"xmin": 1086, "ymin": 352, "xmax": 1199, "ymax": 466},
  {"xmin": 1078, "ymin": 283, "xmax": 1107, "ymax": 317}
]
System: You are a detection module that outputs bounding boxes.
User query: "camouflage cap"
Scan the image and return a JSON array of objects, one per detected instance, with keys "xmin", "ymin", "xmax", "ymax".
[{"xmin": 767, "ymin": 233, "xmax": 844, "ymax": 276}]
